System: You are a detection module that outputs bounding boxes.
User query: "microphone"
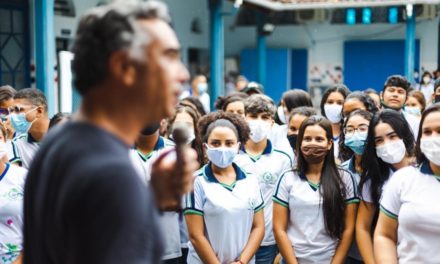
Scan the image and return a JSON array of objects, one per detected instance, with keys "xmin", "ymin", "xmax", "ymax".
[{"xmin": 171, "ymin": 123, "xmax": 189, "ymax": 212}]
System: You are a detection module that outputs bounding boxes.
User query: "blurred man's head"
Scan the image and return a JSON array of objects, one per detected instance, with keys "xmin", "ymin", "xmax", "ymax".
[{"xmin": 71, "ymin": 1, "xmax": 189, "ymax": 127}]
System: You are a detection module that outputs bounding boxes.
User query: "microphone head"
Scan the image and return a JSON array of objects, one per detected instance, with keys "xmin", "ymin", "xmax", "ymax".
[{"xmin": 172, "ymin": 123, "xmax": 189, "ymax": 146}]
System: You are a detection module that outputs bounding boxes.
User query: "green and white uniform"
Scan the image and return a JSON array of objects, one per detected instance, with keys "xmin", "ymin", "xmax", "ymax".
[
  {"xmin": 380, "ymin": 163, "xmax": 440, "ymax": 264},
  {"xmin": 7, "ymin": 133, "xmax": 40, "ymax": 169},
  {"xmin": 234, "ymin": 140, "xmax": 292, "ymax": 246},
  {"xmin": 183, "ymin": 163, "xmax": 264, "ymax": 264},
  {"xmin": 273, "ymin": 168, "xmax": 359, "ymax": 264}
]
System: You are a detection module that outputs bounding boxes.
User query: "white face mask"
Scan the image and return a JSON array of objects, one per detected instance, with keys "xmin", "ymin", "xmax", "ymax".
[
  {"xmin": 205, "ymin": 144, "xmax": 239, "ymax": 168},
  {"xmin": 420, "ymin": 137, "xmax": 440, "ymax": 166},
  {"xmin": 404, "ymin": 106, "xmax": 421, "ymax": 117},
  {"xmin": 277, "ymin": 106, "xmax": 287, "ymax": 124},
  {"xmin": 248, "ymin": 119, "xmax": 271, "ymax": 143},
  {"xmin": 423, "ymin": 76, "xmax": 431, "ymax": 84},
  {"xmin": 324, "ymin": 104, "xmax": 343, "ymax": 123},
  {"xmin": 376, "ymin": 139, "xmax": 406, "ymax": 165}
]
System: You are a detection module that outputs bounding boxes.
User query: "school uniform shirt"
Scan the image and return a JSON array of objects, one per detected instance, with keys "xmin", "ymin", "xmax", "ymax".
[
  {"xmin": 183, "ymin": 163, "xmax": 264, "ymax": 264},
  {"xmin": 0, "ymin": 164, "xmax": 27, "ymax": 264},
  {"xmin": 7, "ymin": 133, "xmax": 39, "ymax": 169},
  {"xmin": 340, "ymin": 158, "xmax": 362, "ymax": 261},
  {"xmin": 234, "ymin": 140, "xmax": 292, "ymax": 246},
  {"xmin": 268, "ymin": 124, "xmax": 295, "ymax": 162},
  {"xmin": 379, "ymin": 163, "xmax": 440, "ymax": 264},
  {"xmin": 129, "ymin": 137, "xmax": 181, "ymax": 261},
  {"xmin": 403, "ymin": 111, "xmax": 420, "ymax": 139},
  {"xmin": 273, "ymin": 168, "xmax": 359, "ymax": 264}
]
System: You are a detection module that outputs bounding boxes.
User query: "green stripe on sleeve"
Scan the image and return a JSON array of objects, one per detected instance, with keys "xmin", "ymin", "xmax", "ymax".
[
  {"xmin": 380, "ymin": 205, "xmax": 398, "ymax": 220},
  {"xmin": 345, "ymin": 197, "xmax": 360, "ymax": 204},
  {"xmin": 272, "ymin": 196, "xmax": 289, "ymax": 208},
  {"xmin": 183, "ymin": 209, "xmax": 204, "ymax": 216},
  {"xmin": 254, "ymin": 204, "xmax": 265, "ymax": 213}
]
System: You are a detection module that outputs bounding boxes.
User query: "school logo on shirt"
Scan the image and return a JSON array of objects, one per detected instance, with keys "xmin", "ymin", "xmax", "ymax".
[
  {"xmin": 260, "ymin": 172, "xmax": 278, "ymax": 185},
  {"xmin": 5, "ymin": 188, "xmax": 23, "ymax": 201}
]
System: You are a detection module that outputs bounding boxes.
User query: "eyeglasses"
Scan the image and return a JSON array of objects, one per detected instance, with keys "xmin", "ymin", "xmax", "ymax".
[
  {"xmin": 344, "ymin": 124, "xmax": 369, "ymax": 137},
  {"xmin": 8, "ymin": 106, "xmax": 33, "ymax": 114},
  {"xmin": 0, "ymin": 108, "xmax": 8, "ymax": 121}
]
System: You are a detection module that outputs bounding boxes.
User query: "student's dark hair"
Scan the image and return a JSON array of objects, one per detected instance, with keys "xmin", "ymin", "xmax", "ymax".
[
  {"xmin": 215, "ymin": 92, "xmax": 248, "ymax": 111},
  {"xmin": 71, "ymin": 1, "xmax": 170, "ymax": 95},
  {"xmin": 167, "ymin": 105, "xmax": 203, "ymax": 165},
  {"xmin": 344, "ymin": 91, "xmax": 379, "ymax": 116},
  {"xmin": 359, "ymin": 110, "xmax": 415, "ymax": 208},
  {"xmin": 407, "ymin": 90, "xmax": 427, "ymax": 112},
  {"xmin": 180, "ymin": 96, "xmax": 206, "ymax": 116},
  {"xmin": 383, "ymin": 75, "xmax": 410, "ymax": 93},
  {"xmin": 364, "ymin": 88, "xmax": 378, "ymax": 96},
  {"xmin": 288, "ymin": 106, "xmax": 316, "ymax": 123},
  {"xmin": 245, "ymin": 94, "xmax": 276, "ymax": 117},
  {"xmin": 282, "ymin": 89, "xmax": 313, "ymax": 112},
  {"xmin": 339, "ymin": 110, "xmax": 374, "ymax": 162},
  {"xmin": 320, "ymin": 84, "xmax": 350, "ymax": 119},
  {"xmin": 49, "ymin": 112, "xmax": 71, "ymax": 129},
  {"xmin": 14, "ymin": 88, "xmax": 48, "ymax": 113},
  {"xmin": 416, "ymin": 103, "xmax": 440, "ymax": 164},
  {"xmin": 434, "ymin": 78, "xmax": 440, "ymax": 92},
  {"xmin": 198, "ymin": 111, "xmax": 250, "ymax": 146},
  {"xmin": 296, "ymin": 115, "xmax": 346, "ymax": 239},
  {"xmin": 0, "ymin": 85, "xmax": 16, "ymax": 103}
]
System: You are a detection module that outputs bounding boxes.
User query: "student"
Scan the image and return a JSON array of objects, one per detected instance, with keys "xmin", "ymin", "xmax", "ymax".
[
  {"xmin": 0, "ymin": 86, "xmax": 16, "ymax": 140},
  {"xmin": 405, "ymin": 90, "xmax": 426, "ymax": 118},
  {"xmin": 184, "ymin": 112, "xmax": 265, "ymax": 264},
  {"xmin": 215, "ymin": 92, "xmax": 249, "ymax": 118},
  {"xmin": 7, "ymin": 88, "xmax": 50, "ymax": 169},
  {"xmin": 374, "ymin": 103, "xmax": 440, "ymax": 263},
  {"xmin": 416, "ymin": 71, "xmax": 434, "ymax": 104},
  {"xmin": 286, "ymin": 107, "xmax": 317, "ymax": 157},
  {"xmin": 0, "ymin": 124, "xmax": 28, "ymax": 264},
  {"xmin": 340, "ymin": 92, "xmax": 378, "ymax": 162},
  {"xmin": 432, "ymin": 79, "xmax": 440, "ymax": 104},
  {"xmin": 380, "ymin": 75, "xmax": 420, "ymax": 138},
  {"xmin": 356, "ymin": 110, "xmax": 415, "ymax": 264},
  {"xmin": 234, "ymin": 94, "xmax": 292, "ymax": 264},
  {"xmin": 364, "ymin": 89, "xmax": 381, "ymax": 111},
  {"xmin": 340, "ymin": 110, "xmax": 373, "ymax": 264},
  {"xmin": 180, "ymin": 74, "xmax": 210, "ymax": 113},
  {"xmin": 275, "ymin": 89, "xmax": 313, "ymax": 125},
  {"xmin": 129, "ymin": 124, "xmax": 181, "ymax": 264},
  {"xmin": 180, "ymin": 96, "xmax": 207, "ymax": 117},
  {"xmin": 273, "ymin": 115, "xmax": 358, "ymax": 264},
  {"xmin": 320, "ymin": 84, "xmax": 351, "ymax": 162}
]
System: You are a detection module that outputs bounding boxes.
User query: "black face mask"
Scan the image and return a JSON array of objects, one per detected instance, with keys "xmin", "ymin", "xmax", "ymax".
[
  {"xmin": 287, "ymin": 134, "xmax": 298, "ymax": 152},
  {"xmin": 140, "ymin": 123, "xmax": 160, "ymax": 136}
]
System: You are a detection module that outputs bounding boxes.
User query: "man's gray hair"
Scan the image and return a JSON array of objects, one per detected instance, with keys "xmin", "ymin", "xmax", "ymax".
[{"xmin": 71, "ymin": 0, "xmax": 170, "ymax": 95}]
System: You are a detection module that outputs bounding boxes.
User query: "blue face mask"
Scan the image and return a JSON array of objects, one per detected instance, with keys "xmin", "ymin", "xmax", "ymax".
[
  {"xmin": 344, "ymin": 131, "xmax": 367, "ymax": 155},
  {"xmin": 404, "ymin": 106, "xmax": 421, "ymax": 117},
  {"xmin": 197, "ymin": 83, "xmax": 208, "ymax": 94},
  {"xmin": 205, "ymin": 144, "xmax": 239, "ymax": 168},
  {"xmin": 10, "ymin": 107, "xmax": 37, "ymax": 134}
]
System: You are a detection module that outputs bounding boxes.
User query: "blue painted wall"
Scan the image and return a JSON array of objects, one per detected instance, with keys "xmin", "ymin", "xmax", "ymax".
[
  {"xmin": 344, "ymin": 40, "xmax": 420, "ymax": 92},
  {"xmin": 240, "ymin": 48, "xmax": 308, "ymax": 103}
]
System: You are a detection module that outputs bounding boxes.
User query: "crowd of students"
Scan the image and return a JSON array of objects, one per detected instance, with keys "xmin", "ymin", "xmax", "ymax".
[{"xmin": 0, "ymin": 72, "xmax": 439, "ymax": 264}]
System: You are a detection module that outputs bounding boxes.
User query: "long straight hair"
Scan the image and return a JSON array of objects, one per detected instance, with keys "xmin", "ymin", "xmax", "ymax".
[
  {"xmin": 416, "ymin": 103, "xmax": 440, "ymax": 164},
  {"xmin": 359, "ymin": 110, "xmax": 415, "ymax": 208},
  {"xmin": 296, "ymin": 115, "xmax": 346, "ymax": 239}
]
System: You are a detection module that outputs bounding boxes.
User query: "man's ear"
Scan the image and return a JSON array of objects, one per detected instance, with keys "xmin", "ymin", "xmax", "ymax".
[{"xmin": 108, "ymin": 51, "xmax": 137, "ymax": 87}]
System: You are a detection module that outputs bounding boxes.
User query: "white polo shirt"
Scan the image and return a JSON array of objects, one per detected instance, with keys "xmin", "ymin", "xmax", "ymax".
[
  {"xmin": 129, "ymin": 136, "xmax": 181, "ymax": 261},
  {"xmin": 273, "ymin": 168, "xmax": 359, "ymax": 263},
  {"xmin": 380, "ymin": 163, "xmax": 440, "ymax": 264},
  {"xmin": 234, "ymin": 140, "xmax": 292, "ymax": 246},
  {"xmin": 269, "ymin": 124, "xmax": 295, "ymax": 162},
  {"xmin": 7, "ymin": 133, "xmax": 39, "ymax": 169},
  {"xmin": 0, "ymin": 164, "xmax": 27, "ymax": 262},
  {"xmin": 184, "ymin": 163, "xmax": 264, "ymax": 264},
  {"xmin": 360, "ymin": 168, "xmax": 396, "ymax": 204}
]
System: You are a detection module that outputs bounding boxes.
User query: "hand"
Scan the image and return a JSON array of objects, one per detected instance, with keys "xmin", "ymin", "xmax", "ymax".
[{"xmin": 150, "ymin": 147, "xmax": 199, "ymax": 211}]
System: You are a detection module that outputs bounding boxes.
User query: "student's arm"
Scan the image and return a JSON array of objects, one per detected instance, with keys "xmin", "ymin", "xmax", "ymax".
[
  {"xmin": 356, "ymin": 201, "xmax": 377, "ymax": 264},
  {"xmin": 185, "ymin": 214, "xmax": 220, "ymax": 264},
  {"xmin": 234, "ymin": 210, "xmax": 265, "ymax": 264},
  {"xmin": 273, "ymin": 202, "xmax": 298, "ymax": 264},
  {"xmin": 332, "ymin": 203, "xmax": 357, "ymax": 264},
  {"xmin": 373, "ymin": 212, "xmax": 398, "ymax": 264}
]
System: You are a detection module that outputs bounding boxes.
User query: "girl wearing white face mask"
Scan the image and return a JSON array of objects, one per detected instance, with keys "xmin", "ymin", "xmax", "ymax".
[
  {"xmin": 357, "ymin": 110, "xmax": 415, "ymax": 264},
  {"xmin": 184, "ymin": 112, "xmax": 265, "ymax": 264},
  {"xmin": 374, "ymin": 103, "xmax": 440, "ymax": 263},
  {"xmin": 0, "ymin": 124, "xmax": 28, "ymax": 264},
  {"xmin": 320, "ymin": 85, "xmax": 350, "ymax": 163}
]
